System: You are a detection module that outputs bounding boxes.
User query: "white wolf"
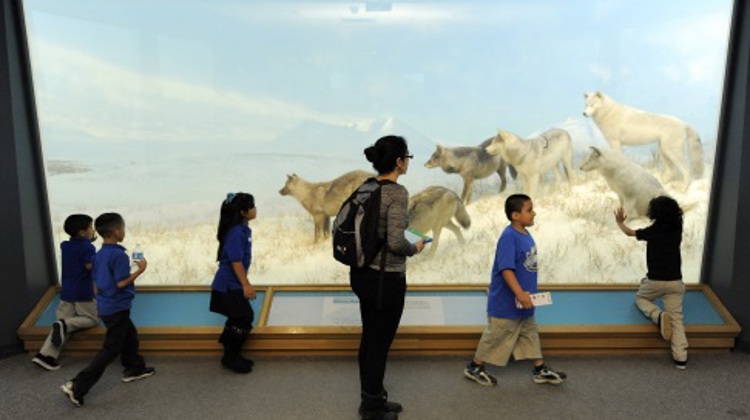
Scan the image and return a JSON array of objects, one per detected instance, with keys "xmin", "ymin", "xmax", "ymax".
[
  {"xmin": 485, "ymin": 128, "xmax": 574, "ymax": 196},
  {"xmin": 279, "ymin": 170, "xmax": 373, "ymax": 243},
  {"xmin": 408, "ymin": 186, "xmax": 471, "ymax": 256},
  {"xmin": 582, "ymin": 91, "xmax": 703, "ymax": 190},
  {"xmin": 580, "ymin": 147, "xmax": 667, "ymax": 218},
  {"xmin": 424, "ymin": 138, "xmax": 513, "ymax": 205}
]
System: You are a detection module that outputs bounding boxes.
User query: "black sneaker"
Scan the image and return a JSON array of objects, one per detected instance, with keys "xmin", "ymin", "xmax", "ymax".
[
  {"xmin": 674, "ymin": 359, "xmax": 688, "ymax": 370},
  {"xmin": 60, "ymin": 381, "xmax": 83, "ymax": 407},
  {"xmin": 533, "ymin": 365, "xmax": 567, "ymax": 384},
  {"xmin": 463, "ymin": 362, "xmax": 497, "ymax": 386},
  {"xmin": 122, "ymin": 367, "xmax": 155, "ymax": 383},
  {"xmin": 51, "ymin": 320, "xmax": 66, "ymax": 347},
  {"xmin": 31, "ymin": 353, "xmax": 60, "ymax": 371}
]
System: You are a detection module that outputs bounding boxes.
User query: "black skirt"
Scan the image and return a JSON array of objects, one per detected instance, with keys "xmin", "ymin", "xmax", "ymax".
[{"xmin": 210, "ymin": 289, "xmax": 253, "ymax": 318}]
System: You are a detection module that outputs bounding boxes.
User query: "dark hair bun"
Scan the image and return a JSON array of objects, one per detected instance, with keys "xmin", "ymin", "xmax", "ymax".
[{"xmin": 364, "ymin": 146, "xmax": 380, "ymax": 163}]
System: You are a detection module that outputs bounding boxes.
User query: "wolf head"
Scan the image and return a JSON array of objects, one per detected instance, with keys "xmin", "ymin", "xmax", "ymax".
[
  {"xmin": 278, "ymin": 174, "xmax": 299, "ymax": 195},
  {"xmin": 583, "ymin": 91, "xmax": 607, "ymax": 117},
  {"xmin": 424, "ymin": 145, "xmax": 445, "ymax": 169},
  {"xmin": 579, "ymin": 146, "xmax": 606, "ymax": 171},
  {"xmin": 486, "ymin": 130, "xmax": 516, "ymax": 156}
]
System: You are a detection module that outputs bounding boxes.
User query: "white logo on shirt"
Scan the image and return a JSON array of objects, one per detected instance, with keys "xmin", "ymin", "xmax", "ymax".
[{"xmin": 524, "ymin": 246, "xmax": 538, "ymax": 272}]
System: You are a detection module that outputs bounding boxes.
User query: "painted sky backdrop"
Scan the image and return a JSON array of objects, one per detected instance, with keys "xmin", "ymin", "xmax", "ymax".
[{"xmin": 24, "ymin": 0, "xmax": 732, "ymax": 160}]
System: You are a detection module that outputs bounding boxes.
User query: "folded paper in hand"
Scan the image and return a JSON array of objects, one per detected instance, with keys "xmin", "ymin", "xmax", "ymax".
[{"xmin": 516, "ymin": 292, "xmax": 553, "ymax": 308}]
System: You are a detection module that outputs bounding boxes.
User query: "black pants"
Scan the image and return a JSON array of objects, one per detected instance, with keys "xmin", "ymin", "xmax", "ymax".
[
  {"xmin": 73, "ymin": 310, "xmax": 146, "ymax": 397},
  {"xmin": 350, "ymin": 267, "xmax": 406, "ymax": 395}
]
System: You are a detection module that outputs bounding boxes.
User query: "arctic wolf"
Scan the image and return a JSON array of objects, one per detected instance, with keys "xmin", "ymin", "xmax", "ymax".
[
  {"xmin": 279, "ymin": 170, "xmax": 372, "ymax": 243},
  {"xmin": 425, "ymin": 138, "xmax": 514, "ymax": 205},
  {"xmin": 583, "ymin": 91, "xmax": 703, "ymax": 190},
  {"xmin": 408, "ymin": 186, "xmax": 471, "ymax": 256},
  {"xmin": 486, "ymin": 128, "xmax": 574, "ymax": 196},
  {"xmin": 580, "ymin": 147, "xmax": 667, "ymax": 218}
]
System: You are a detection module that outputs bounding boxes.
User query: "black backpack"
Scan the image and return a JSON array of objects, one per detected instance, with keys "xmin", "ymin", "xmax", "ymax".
[{"xmin": 332, "ymin": 178, "xmax": 392, "ymax": 268}]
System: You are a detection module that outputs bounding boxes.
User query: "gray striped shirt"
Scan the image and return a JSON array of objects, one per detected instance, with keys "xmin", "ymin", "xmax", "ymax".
[{"xmin": 368, "ymin": 182, "xmax": 418, "ymax": 272}]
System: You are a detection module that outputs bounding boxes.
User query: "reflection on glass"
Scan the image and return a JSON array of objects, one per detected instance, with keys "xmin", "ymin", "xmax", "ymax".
[{"xmin": 22, "ymin": 0, "xmax": 733, "ymax": 285}]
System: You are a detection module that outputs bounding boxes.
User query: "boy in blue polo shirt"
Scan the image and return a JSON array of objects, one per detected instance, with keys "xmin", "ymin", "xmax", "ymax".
[
  {"xmin": 61, "ymin": 213, "xmax": 154, "ymax": 407},
  {"xmin": 463, "ymin": 194, "xmax": 566, "ymax": 386},
  {"xmin": 32, "ymin": 214, "xmax": 99, "ymax": 371}
]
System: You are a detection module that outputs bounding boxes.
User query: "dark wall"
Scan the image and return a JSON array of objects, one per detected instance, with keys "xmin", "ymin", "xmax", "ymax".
[
  {"xmin": 703, "ymin": 0, "xmax": 750, "ymax": 351},
  {"xmin": 0, "ymin": 0, "xmax": 57, "ymax": 356}
]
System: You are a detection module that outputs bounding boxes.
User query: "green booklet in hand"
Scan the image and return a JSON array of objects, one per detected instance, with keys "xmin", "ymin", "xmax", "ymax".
[{"xmin": 405, "ymin": 227, "xmax": 432, "ymax": 244}]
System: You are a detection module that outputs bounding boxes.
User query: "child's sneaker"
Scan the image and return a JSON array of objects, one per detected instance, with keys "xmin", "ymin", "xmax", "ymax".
[
  {"xmin": 463, "ymin": 362, "xmax": 497, "ymax": 386},
  {"xmin": 51, "ymin": 320, "xmax": 67, "ymax": 347},
  {"xmin": 659, "ymin": 312, "xmax": 672, "ymax": 341},
  {"xmin": 122, "ymin": 366, "xmax": 155, "ymax": 383},
  {"xmin": 674, "ymin": 359, "xmax": 688, "ymax": 370},
  {"xmin": 533, "ymin": 365, "xmax": 567, "ymax": 384},
  {"xmin": 60, "ymin": 381, "xmax": 83, "ymax": 407},
  {"xmin": 31, "ymin": 353, "xmax": 60, "ymax": 371}
]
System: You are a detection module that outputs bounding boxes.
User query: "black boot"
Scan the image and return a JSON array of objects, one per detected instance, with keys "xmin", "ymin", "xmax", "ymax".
[
  {"xmin": 234, "ymin": 327, "xmax": 255, "ymax": 368},
  {"xmin": 359, "ymin": 391, "xmax": 399, "ymax": 420},
  {"xmin": 220, "ymin": 328, "xmax": 252, "ymax": 374},
  {"xmin": 358, "ymin": 390, "xmax": 402, "ymax": 416}
]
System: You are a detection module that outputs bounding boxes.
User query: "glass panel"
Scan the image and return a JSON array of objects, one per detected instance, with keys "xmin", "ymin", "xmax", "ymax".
[
  {"xmin": 267, "ymin": 291, "xmax": 488, "ymax": 326},
  {"xmin": 23, "ymin": 0, "xmax": 733, "ymax": 285}
]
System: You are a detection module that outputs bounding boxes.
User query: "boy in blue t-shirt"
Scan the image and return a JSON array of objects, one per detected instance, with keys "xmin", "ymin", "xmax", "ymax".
[
  {"xmin": 463, "ymin": 194, "xmax": 566, "ymax": 386},
  {"xmin": 61, "ymin": 213, "xmax": 154, "ymax": 407},
  {"xmin": 32, "ymin": 214, "xmax": 99, "ymax": 371}
]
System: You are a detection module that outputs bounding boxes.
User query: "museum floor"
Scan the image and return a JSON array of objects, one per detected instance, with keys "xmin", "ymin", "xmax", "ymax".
[{"xmin": 1, "ymin": 351, "xmax": 749, "ymax": 419}]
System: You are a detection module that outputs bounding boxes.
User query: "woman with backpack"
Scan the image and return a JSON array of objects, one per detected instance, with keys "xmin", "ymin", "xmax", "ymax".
[{"xmin": 352, "ymin": 135, "xmax": 426, "ymax": 420}]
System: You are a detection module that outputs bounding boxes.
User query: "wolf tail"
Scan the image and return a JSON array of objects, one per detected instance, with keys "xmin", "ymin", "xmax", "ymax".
[
  {"xmin": 454, "ymin": 199, "xmax": 471, "ymax": 229},
  {"xmin": 686, "ymin": 126, "xmax": 704, "ymax": 178}
]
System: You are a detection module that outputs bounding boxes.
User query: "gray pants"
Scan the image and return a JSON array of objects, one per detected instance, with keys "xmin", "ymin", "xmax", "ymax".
[
  {"xmin": 39, "ymin": 300, "xmax": 98, "ymax": 359},
  {"xmin": 635, "ymin": 279, "xmax": 688, "ymax": 362}
]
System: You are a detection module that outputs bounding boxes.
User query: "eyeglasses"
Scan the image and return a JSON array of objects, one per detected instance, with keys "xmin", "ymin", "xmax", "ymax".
[{"xmin": 402, "ymin": 154, "xmax": 414, "ymax": 160}]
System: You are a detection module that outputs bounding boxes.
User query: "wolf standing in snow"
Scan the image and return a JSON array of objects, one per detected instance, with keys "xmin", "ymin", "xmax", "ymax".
[
  {"xmin": 580, "ymin": 147, "xmax": 668, "ymax": 218},
  {"xmin": 279, "ymin": 170, "xmax": 372, "ymax": 243},
  {"xmin": 408, "ymin": 186, "xmax": 471, "ymax": 256},
  {"xmin": 425, "ymin": 138, "xmax": 513, "ymax": 205},
  {"xmin": 485, "ymin": 128, "xmax": 574, "ymax": 196},
  {"xmin": 582, "ymin": 91, "xmax": 703, "ymax": 190}
]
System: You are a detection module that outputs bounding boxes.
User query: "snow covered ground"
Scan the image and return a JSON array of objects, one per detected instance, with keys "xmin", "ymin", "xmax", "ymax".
[{"xmin": 45, "ymin": 143, "xmax": 711, "ymax": 287}]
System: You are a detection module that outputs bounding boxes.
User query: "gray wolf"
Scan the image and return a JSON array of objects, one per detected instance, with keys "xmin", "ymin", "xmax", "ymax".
[
  {"xmin": 279, "ymin": 170, "xmax": 373, "ymax": 242},
  {"xmin": 583, "ymin": 91, "xmax": 703, "ymax": 190},
  {"xmin": 408, "ymin": 186, "xmax": 471, "ymax": 256},
  {"xmin": 486, "ymin": 128, "xmax": 574, "ymax": 196},
  {"xmin": 425, "ymin": 138, "xmax": 513, "ymax": 205},
  {"xmin": 580, "ymin": 146, "xmax": 667, "ymax": 218}
]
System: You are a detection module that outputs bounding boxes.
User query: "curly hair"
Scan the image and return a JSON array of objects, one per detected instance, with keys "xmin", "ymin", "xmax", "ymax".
[{"xmin": 647, "ymin": 196, "xmax": 683, "ymax": 231}]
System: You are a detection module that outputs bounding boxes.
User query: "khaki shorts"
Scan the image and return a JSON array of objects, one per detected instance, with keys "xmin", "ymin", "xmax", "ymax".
[{"xmin": 474, "ymin": 316, "xmax": 543, "ymax": 367}]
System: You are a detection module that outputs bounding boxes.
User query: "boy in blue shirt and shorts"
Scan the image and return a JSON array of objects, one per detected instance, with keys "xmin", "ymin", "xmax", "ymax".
[
  {"xmin": 61, "ymin": 213, "xmax": 154, "ymax": 407},
  {"xmin": 32, "ymin": 214, "xmax": 98, "ymax": 371},
  {"xmin": 464, "ymin": 194, "xmax": 566, "ymax": 386}
]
